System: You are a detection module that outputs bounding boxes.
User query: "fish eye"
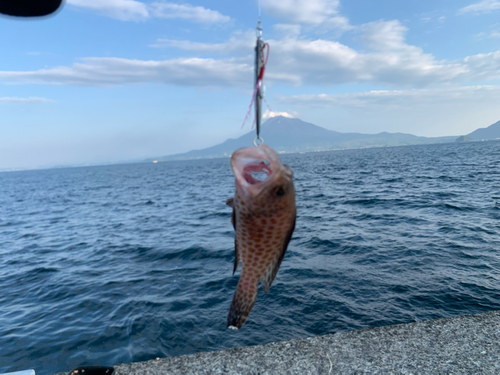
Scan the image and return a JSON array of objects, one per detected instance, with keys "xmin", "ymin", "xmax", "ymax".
[{"xmin": 275, "ymin": 187, "xmax": 285, "ymax": 196}]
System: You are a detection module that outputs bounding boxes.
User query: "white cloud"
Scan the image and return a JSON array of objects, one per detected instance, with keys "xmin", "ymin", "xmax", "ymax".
[
  {"xmin": 273, "ymin": 24, "xmax": 302, "ymax": 39},
  {"xmin": 0, "ymin": 97, "xmax": 54, "ymax": 104},
  {"xmin": 0, "ymin": 57, "xmax": 252, "ymax": 87},
  {"xmin": 262, "ymin": 110, "xmax": 296, "ymax": 119},
  {"xmin": 150, "ymin": 31, "xmax": 254, "ymax": 54},
  {"xmin": 261, "ymin": 0, "xmax": 351, "ymax": 30},
  {"xmin": 3, "ymin": 21, "xmax": 500, "ymax": 89},
  {"xmin": 359, "ymin": 20, "xmax": 409, "ymax": 50},
  {"xmin": 67, "ymin": 0, "xmax": 230, "ymax": 23},
  {"xmin": 150, "ymin": 2, "xmax": 230, "ymax": 23},
  {"xmin": 278, "ymin": 86, "xmax": 500, "ymax": 136},
  {"xmin": 280, "ymin": 86, "xmax": 500, "ymax": 107},
  {"xmin": 67, "ymin": 0, "xmax": 149, "ymax": 21},
  {"xmin": 461, "ymin": 51, "xmax": 500, "ymax": 81},
  {"xmin": 264, "ymin": 21, "xmax": 468, "ymax": 87},
  {"xmin": 420, "ymin": 13, "xmax": 446, "ymax": 24},
  {"xmin": 474, "ymin": 24, "xmax": 500, "ymax": 39},
  {"xmin": 458, "ymin": 0, "xmax": 500, "ymax": 14}
]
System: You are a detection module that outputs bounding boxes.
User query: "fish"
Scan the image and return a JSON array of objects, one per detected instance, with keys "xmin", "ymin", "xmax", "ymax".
[{"xmin": 226, "ymin": 144, "xmax": 296, "ymax": 330}]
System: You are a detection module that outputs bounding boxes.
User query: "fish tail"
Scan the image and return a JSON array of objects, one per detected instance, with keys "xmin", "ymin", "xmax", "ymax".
[{"xmin": 227, "ymin": 271, "xmax": 259, "ymax": 330}]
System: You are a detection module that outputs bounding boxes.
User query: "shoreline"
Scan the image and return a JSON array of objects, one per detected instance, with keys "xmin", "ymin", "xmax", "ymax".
[{"xmin": 54, "ymin": 310, "xmax": 500, "ymax": 374}]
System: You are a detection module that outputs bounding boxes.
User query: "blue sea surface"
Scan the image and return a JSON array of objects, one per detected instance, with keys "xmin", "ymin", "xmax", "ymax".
[{"xmin": 1, "ymin": 141, "xmax": 499, "ymax": 374}]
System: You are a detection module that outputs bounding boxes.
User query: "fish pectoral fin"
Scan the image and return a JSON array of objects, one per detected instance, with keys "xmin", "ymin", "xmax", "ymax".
[
  {"xmin": 233, "ymin": 238, "xmax": 240, "ymax": 275},
  {"xmin": 231, "ymin": 206, "xmax": 236, "ymax": 230},
  {"xmin": 227, "ymin": 198, "xmax": 238, "ymax": 274},
  {"xmin": 231, "ymin": 206, "xmax": 239, "ymax": 275},
  {"xmin": 260, "ymin": 212, "xmax": 296, "ymax": 293}
]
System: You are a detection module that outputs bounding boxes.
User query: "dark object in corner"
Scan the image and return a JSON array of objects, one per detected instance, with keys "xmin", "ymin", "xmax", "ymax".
[
  {"xmin": 0, "ymin": 0, "xmax": 63, "ymax": 17},
  {"xmin": 68, "ymin": 366, "xmax": 114, "ymax": 375}
]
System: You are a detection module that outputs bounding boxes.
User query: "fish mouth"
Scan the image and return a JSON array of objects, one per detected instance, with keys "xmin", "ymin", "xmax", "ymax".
[
  {"xmin": 240, "ymin": 159, "xmax": 272, "ymax": 184},
  {"xmin": 231, "ymin": 145, "xmax": 280, "ymax": 197}
]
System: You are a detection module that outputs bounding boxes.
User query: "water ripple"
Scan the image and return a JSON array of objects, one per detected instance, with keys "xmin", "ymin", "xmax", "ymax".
[{"xmin": 0, "ymin": 141, "xmax": 500, "ymax": 374}]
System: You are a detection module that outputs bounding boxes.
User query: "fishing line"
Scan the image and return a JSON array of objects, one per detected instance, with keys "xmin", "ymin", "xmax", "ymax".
[
  {"xmin": 241, "ymin": 6, "xmax": 270, "ymax": 147},
  {"xmin": 241, "ymin": 42, "xmax": 269, "ymax": 130}
]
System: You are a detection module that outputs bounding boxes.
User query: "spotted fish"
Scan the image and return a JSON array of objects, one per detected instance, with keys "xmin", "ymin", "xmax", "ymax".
[{"xmin": 226, "ymin": 144, "xmax": 296, "ymax": 330}]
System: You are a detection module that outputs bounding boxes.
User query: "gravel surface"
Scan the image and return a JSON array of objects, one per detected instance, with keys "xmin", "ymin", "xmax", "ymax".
[{"xmin": 55, "ymin": 310, "xmax": 500, "ymax": 375}]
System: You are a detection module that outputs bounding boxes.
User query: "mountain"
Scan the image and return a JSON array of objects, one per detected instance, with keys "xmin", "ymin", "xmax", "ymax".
[
  {"xmin": 149, "ymin": 117, "xmax": 457, "ymax": 161},
  {"xmin": 455, "ymin": 135, "xmax": 474, "ymax": 143},
  {"xmin": 463, "ymin": 120, "xmax": 500, "ymax": 141}
]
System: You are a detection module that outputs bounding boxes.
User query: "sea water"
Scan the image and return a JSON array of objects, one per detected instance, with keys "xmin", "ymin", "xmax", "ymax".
[{"xmin": 1, "ymin": 141, "xmax": 499, "ymax": 374}]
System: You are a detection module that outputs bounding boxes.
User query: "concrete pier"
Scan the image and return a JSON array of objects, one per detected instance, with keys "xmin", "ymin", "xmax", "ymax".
[{"xmin": 57, "ymin": 310, "xmax": 500, "ymax": 374}]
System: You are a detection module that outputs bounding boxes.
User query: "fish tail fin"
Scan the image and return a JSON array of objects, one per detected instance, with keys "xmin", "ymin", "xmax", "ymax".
[{"xmin": 227, "ymin": 271, "xmax": 259, "ymax": 330}]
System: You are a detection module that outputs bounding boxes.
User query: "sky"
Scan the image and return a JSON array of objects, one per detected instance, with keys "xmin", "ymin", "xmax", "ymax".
[{"xmin": 1, "ymin": 0, "xmax": 500, "ymax": 170}]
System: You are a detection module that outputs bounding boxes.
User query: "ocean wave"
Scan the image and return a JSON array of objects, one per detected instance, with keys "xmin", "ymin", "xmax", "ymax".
[{"xmin": 1, "ymin": 141, "xmax": 500, "ymax": 374}]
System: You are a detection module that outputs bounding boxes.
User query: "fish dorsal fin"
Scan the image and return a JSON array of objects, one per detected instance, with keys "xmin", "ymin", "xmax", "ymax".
[{"xmin": 260, "ymin": 211, "xmax": 296, "ymax": 293}]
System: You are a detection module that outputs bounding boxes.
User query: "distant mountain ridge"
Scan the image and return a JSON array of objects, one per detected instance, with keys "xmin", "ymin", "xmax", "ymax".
[
  {"xmin": 148, "ymin": 116, "xmax": 457, "ymax": 161},
  {"xmin": 464, "ymin": 120, "xmax": 500, "ymax": 141}
]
